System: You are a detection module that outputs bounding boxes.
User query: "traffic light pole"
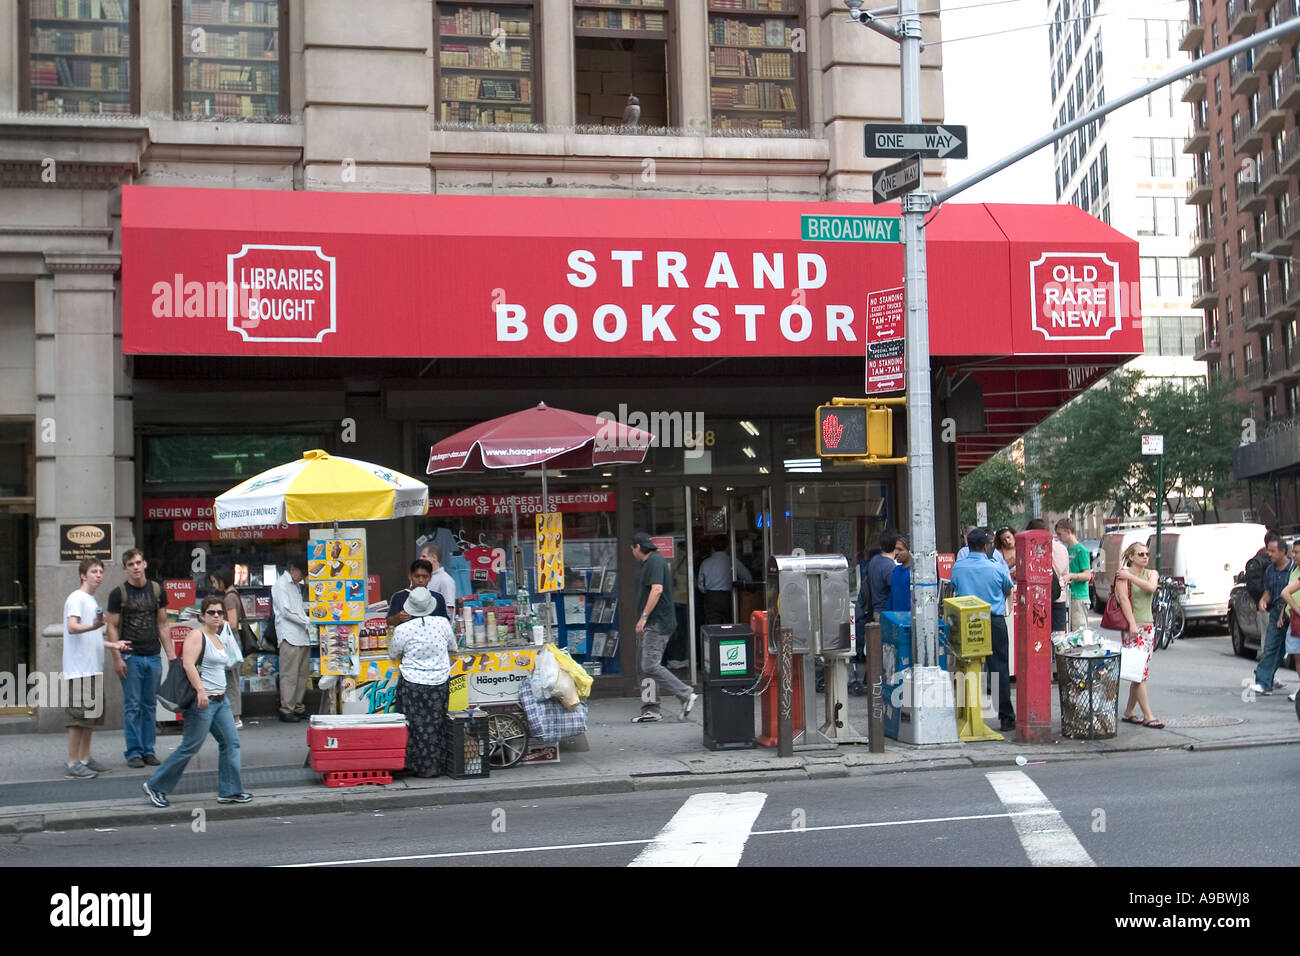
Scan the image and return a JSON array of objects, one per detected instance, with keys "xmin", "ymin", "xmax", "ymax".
[{"xmin": 845, "ymin": 3, "xmax": 1300, "ymax": 744}]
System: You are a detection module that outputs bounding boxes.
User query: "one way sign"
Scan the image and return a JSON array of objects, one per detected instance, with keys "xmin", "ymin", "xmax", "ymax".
[
  {"xmin": 863, "ymin": 123, "xmax": 968, "ymax": 159},
  {"xmin": 872, "ymin": 154, "xmax": 921, "ymax": 203}
]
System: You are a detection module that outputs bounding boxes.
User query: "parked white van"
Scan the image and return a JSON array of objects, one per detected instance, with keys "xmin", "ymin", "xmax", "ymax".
[
  {"xmin": 1148, "ymin": 523, "xmax": 1268, "ymax": 623},
  {"xmin": 1092, "ymin": 525, "xmax": 1156, "ymax": 610}
]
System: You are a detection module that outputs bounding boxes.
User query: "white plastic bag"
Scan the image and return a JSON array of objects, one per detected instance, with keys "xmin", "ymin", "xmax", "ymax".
[
  {"xmin": 219, "ymin": 623, "xmax": 244, "ymax": 671},
  {"xmin": 531, "ymin": 645, "xmax": 560, "ymax": 702}
]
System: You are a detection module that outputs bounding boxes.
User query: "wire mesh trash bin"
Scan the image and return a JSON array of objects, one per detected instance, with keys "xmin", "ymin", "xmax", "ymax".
[{"xmin": 1057, "ymin": 649, "xmax": 1120, "ymax": 739}]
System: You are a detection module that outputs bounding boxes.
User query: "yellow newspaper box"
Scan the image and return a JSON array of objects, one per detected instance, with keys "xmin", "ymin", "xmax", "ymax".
[{"xmin": 943, "ymin": 596, "xmax": 992, "ymax": 659}]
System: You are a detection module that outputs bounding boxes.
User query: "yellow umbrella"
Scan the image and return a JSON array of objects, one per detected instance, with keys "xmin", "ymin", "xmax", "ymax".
[{"xmin": 213, "ymin": 450, "xmax": 429, "ymax": 528}]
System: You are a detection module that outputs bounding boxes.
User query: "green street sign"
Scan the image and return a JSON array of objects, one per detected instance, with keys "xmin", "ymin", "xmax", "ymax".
[{"xmin": 801, "ymin": 215, "xmax": 899, "ymax": 243}]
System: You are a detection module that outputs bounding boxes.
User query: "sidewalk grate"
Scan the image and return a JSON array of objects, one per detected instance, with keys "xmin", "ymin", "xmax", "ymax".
[
  {"xmin": 1160, "ymin": 715, "xmax": 1246, "ymax": 728},
  {"xmin": 0, "ymin": 765, "xmax": 320, "ymax": 809}
]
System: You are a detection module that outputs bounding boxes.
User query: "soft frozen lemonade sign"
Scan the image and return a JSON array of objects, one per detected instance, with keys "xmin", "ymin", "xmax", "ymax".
[
  {"xmin": 1029, "ymin": 252, "xmax": 1122, "ymax": 341},
  {"xmin": 227, "ymin": 244, "xmax": 336, "ymax": 343}
]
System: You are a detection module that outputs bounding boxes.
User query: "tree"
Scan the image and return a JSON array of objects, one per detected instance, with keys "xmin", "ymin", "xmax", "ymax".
[
  {"xmin": 1037, "ymin": 369, "xmax": 1147, "ymax": 514},
  {"xmin": 958, "ymin": 453, "xmax": 1024, "ymax": 530},
  {"xmin": 1034, "ymin": 368, "xmax": 1247, "ymax": 519}
]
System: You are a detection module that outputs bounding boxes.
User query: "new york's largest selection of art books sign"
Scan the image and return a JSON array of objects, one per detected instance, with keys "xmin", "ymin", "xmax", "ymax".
[{"xmin": 122, "ymin": 189, "xmax": 1142, "ymax": 361}]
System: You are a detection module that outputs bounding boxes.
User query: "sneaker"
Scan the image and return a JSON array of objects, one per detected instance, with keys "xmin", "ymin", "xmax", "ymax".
[
  {"xmin": 279, "ymin": 713, "xmax": 301, "ymax": 723},
  {"xmin": 234, "ymin": 719, "xmax": 244, "ymax": 730},
  {"xmin": 126, "ymin": 757, "xmax": 146, "ymax": 768},
  {"xmin": 1248, "ymin": 682, "xmax": 1273, "ymax": 695},
  {"xmin": 1289, "ymin": 691, "xmax": 1298, "ymax": 702},
  {"xmin": 65, "ymin": 763, "xmax": 97, "ymax": 779},
  {"xmin": 143, "ymin": 781, "xmax": 169, "ymax": 808},
  {"xmin": 216, "ymin": 792, "xmax": 253, "ymax": 804},
  {"xmin": 631, "ymin": 711, "xmax": 663, "ymax": 723},
  {"xmin": 681, "ymin": 692, "xmax": 699, "ymax": 720},
  {"xmin": 142, "ymin": 754, "xmax": 160, "ymax": 766},
  {"xmin": 83, "ymin": 758, "xmax": 112, "ymax": 774},
  {"xmin": 1273, "ymin": 678, "xmax": 1287, "ymax": 690}
]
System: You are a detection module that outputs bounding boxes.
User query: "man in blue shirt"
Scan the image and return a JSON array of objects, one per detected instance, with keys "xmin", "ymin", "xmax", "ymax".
[
  {"xmin": 1250, "ymin": 532, "xmax": 1292, "ymax": 695},
  {"xmin": 866, "ymin": 531, "xmax": 899, "ymax": 620},
  {"xmin": 950, "ymin": 528, "xmax": 1015, "ymax": 730}
]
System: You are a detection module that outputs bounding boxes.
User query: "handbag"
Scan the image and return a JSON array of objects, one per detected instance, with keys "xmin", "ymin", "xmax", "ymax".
[
  {"xmin": 237, "ymin": 619, "xmax": 259, "ymax": 657},
  {"xmin": 1290, "ymin": 607, "xmax": 1300, "ymax": 638},
  {"xmin": 157, "ymin": 637, "xmax": 207, "ymax": 713},
  {"xmin": 220, "ymin": 624, "xmax": 245, "ymax": 670},
  {"xmin": 1100, "ymin": 576, "xmax": 1129, "ymax": 631}
]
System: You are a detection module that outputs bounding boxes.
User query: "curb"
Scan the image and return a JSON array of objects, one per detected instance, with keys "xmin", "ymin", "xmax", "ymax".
[{"xmin": 4, "ymin": 732, "xmax": 1298, "ymax": 834}]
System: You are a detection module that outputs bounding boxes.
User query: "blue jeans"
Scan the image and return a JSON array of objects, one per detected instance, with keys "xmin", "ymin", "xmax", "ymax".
[
  {"xmin": 121, "ymin": 653, "xmax": 162, "ymax": 760},
  {"xmin": 147, "ymin": 694, "xmax": 243, "ymax": 798},
  {"xmin": 1254, "ymin": 609, "xmax": 1289, "ymax": 690}
]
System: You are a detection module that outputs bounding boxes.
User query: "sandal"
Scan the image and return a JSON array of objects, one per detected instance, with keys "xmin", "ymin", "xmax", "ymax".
[
  {"xmin": 1143, "ymin": 719, "xmax": 1165, "ymax": 729},
  {"xmin": 1121, "ymin": 714, "xmax": 1145, "ymax": 724}
]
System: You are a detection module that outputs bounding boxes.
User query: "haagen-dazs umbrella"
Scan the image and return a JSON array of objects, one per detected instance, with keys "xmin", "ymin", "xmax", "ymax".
[
  {"xmin": 214, "ymin": 449, "xmax": 429, "ymax": 529},
  {"xmin": 426, "ymin": 402, "xmax": 655, "ymax": 476}
]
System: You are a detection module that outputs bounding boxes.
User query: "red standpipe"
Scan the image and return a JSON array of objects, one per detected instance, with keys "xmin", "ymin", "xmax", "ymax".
[{"xmin": 1013, "ymin": 529, "xmax": 1054, "ymax": 743}]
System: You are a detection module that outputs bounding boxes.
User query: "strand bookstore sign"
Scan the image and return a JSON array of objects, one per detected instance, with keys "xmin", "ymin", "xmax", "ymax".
[
  {"xmin": 60, "ymin": 523, "xmax": 113, "ymax": 562},
  {"xmin": 122, "ymin": 189, "xmax": 1142, "ymax": 362}
]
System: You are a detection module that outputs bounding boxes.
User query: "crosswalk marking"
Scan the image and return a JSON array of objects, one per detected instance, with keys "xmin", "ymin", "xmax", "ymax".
[
  {"xmin": 628, "ymin": 792, "xmax": 768, "ymax": 867},
  {"xmin": 986, "ymin": 770, "xmax": 1095, "ymax": 867}
]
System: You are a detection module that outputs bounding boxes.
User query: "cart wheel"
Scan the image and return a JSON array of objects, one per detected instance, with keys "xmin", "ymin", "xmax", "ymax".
[{"xmin": 487, "ymin": 711, "xmax": 530, "ymax": 769}]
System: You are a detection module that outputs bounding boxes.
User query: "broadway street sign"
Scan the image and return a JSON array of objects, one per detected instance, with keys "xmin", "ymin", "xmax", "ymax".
[{"xmin": 800, "ymin": 214, "xmax": 900, "ymax": 242}]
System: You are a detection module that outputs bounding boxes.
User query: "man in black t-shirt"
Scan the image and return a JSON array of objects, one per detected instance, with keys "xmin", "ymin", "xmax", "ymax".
[
  {"xmin": 630, "ymin": 532, "xmax": 697, "ymax": 723},
  {"xmin": 105, "ymin": 549, "xmax": 172, "ymax": 768}
]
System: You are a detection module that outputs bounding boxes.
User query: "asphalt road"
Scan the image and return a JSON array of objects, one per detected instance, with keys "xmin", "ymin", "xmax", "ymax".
[{"xmin": 3, "ymin": 744, "xmax": 1295, "ymax": 868}]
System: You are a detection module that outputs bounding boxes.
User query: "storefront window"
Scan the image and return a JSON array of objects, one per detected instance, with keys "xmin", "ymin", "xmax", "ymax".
[
  {"xmin": 641, "ymin": 415, "xmax": 772, "ymax": 476},
  {"xmin": 23, "ymin": 0, "xmax": 139, "ymax": 115},
  {"xmin": 574, "ymin": 0, "xmax": 669, "ymax": 130},
  {"xmin": 787, "ymin": 481, "xmax": 891, "ymax": 571},
  {"xmin": 415, "ymin": 484, "xmax": 622, "ymax": 673},
  {"xmin": 142, "ymin": 433, "xmax": 322, "ymax": 485},
  {"xmin": 175, "ymin": 0, "xmax": 289, "ymax": 121}
]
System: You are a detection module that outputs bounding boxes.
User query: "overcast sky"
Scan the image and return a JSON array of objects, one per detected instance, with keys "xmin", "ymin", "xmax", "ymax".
[{"xmin": 940, "ymin": 0, "xmax": 1056, "ymax": 204}]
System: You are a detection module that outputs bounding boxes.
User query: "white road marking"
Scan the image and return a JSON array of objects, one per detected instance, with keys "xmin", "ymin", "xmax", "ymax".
[
  {"xmin": 629, "ymin": 791, "xmax": 768, "ymax": 867},
  {"xmin": 278, "ymin": 838, "xmax": 655, "ymax": 867},
  {"xmin": 277, "ymin": 800, "xmax": 1063, "ymax": 868},
  {"xmin": 986, "ymin": 770, "xmax": 1095, "ymax": 867},
  {"xmin": 750, "ymin": 808, "xmax": 1057, "ymax": 836}
]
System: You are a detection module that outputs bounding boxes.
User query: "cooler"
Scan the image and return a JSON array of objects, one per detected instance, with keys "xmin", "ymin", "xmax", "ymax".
[
  {"xmin": 880, "ymin": 611, "xmax": 949, "ymax": 740},
  {"xmin": 307, "ymin": 714, "xmax": 408, "ymax": 772}
]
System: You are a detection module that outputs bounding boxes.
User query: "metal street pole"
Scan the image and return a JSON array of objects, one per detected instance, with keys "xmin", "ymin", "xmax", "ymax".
[
  {"xmin": 896, "ymin": 0, "xmax": 953, "ymax": 743},
  {"xmin": 1155, "ymin": 451, "xmax": 1164, "ymax": 576}
]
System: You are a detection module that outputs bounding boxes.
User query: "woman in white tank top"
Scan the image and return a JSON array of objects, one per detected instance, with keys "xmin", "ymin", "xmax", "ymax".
[{"xmin": 143, "ymin": 594, "xmax": 253, "ymax": 809}]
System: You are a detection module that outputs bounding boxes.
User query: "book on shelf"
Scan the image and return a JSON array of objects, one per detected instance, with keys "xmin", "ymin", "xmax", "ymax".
[{"xmin": 440, "ymin": 8, "xmax": 530, "ymax": 37}]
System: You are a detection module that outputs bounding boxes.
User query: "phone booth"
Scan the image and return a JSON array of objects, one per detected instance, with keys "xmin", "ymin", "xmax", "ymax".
[{"xmin": 765, "ymin": 554, "xmax": 860, "ymax": 748}]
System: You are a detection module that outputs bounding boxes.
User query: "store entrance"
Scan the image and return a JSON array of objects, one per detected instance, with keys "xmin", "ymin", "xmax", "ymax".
[
  {"xmin": 0, "ymin": 508, "xmax": 33, "ymax": 714},
  {"xmin": 630, "ymin": 485, "xmax": 771, "ymax": 686}
]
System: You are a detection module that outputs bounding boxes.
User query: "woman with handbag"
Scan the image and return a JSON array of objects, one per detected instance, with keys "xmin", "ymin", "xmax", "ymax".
[
  {"xmin": 209, "ymin": 566, "xmax": 247, "ymax": 730},
  {"xmin": 1275, "ymin": 539, "xmax": 1300, "ymax": 703},
  {"xmin": 1107, "ymin": 541, "xmax": 1162, "ymax": 728},
  {"xmin": 143, "ymin": 594, "xmax": 252, "ymax": 808}
]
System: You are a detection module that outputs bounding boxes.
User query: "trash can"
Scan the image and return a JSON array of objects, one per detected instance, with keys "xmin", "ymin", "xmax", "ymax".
[
  {"xmin": 1057, "ymin": 649, "xmax": 1120, "ymax": 739},
  {"xmin": 701, "ymin": 624, "xmax": 756, "ymax": 750}
]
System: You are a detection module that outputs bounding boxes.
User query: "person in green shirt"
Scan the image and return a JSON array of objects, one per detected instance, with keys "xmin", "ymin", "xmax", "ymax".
[
  {"xmin": 630, "ymin": 532, "xmax": 697, "ymax": 724},
  {"xmin": 1055, "ymin": 518, "xmax": 1093, "ymax": 631}
]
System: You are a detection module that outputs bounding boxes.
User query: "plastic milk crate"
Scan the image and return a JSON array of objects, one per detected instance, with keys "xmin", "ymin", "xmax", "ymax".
[{"xmin": 443, "ymin": 709, "xmax": 491, "ymax": 779}]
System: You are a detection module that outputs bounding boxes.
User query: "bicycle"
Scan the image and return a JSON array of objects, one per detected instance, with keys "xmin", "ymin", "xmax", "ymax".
[{"xmin": 1152, "ymin": 577, "xmax": 1186, "ymax": 651}]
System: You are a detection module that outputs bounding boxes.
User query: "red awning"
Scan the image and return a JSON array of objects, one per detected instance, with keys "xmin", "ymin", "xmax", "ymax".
[{"xmin": 120, "ymin": 187, "xmax": 1143, "ymax": 471}]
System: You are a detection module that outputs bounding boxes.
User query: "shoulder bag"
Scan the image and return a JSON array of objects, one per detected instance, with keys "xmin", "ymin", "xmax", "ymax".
[
  {"xmin": 157, "ymin": 636, "xmax": 207, "ymax": 713},
  {"xmin": 1100, "ymin": 574, "xmax": 1130, "ymax": 631}
]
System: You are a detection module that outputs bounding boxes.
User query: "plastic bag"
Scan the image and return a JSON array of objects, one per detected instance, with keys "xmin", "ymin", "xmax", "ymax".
[
  {"xmin": 219, "ymin": 624, "xmax": 245, "ymax": 671},
  {"xmin": 548, "ymin": 644, "xmax": 594, "ymax": 701},
  {"xmin": 552, "ymin": 668, "xmax": 580, "ymax": 708},
  {"xmin": 532, "ymin": 645, "xmax": 561, "ymax": 702}
]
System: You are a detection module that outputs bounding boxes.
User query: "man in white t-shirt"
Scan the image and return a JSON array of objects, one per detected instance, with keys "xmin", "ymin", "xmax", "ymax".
[{"xmin": 63, "ymin": 558, "xmax": 130, "ymax": 778}]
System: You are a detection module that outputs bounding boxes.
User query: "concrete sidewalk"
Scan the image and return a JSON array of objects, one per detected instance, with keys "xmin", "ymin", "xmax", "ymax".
[{"xmin": 1, "ymin": 631, "xmax": 1296, "ymax": 833}]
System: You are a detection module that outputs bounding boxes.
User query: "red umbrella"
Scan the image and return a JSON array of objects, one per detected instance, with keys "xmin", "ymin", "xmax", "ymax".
[{"xmin": 426, "ymin": 402, "xmax": 654, "ymax": 475}]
